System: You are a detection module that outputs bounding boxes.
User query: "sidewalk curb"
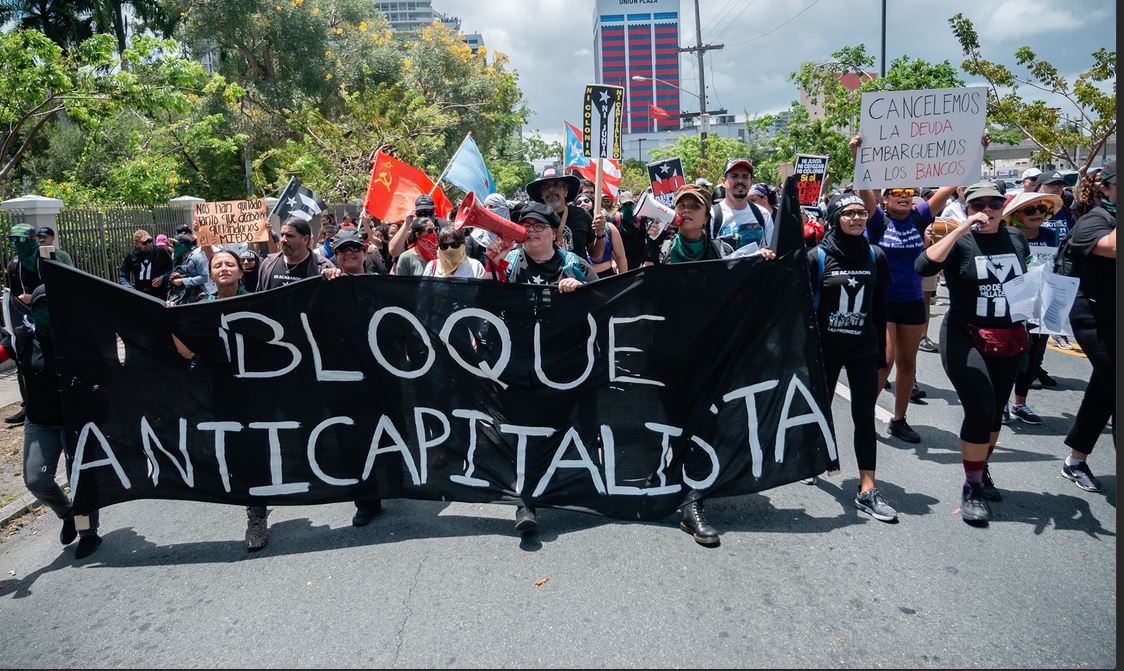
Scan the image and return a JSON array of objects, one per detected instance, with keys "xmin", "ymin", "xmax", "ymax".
[{"xmin": 0, "ymin": 476, "xmax": 67, "ymax": 528}]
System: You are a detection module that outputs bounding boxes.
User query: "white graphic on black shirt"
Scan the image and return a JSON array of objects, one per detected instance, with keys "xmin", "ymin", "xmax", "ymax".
[
  {"xmin": 973, "ymin": 253, "xmax": 1022, "ymax": 318},
  {"xmin": 827, "ymin": 272, "xmax": 867, "ymax": 332}
]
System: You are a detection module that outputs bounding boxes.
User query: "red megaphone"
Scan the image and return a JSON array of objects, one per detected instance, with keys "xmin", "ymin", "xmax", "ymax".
[{"xmin": 453, "ymin": 192, "xmax": 527, "ymax": 244}]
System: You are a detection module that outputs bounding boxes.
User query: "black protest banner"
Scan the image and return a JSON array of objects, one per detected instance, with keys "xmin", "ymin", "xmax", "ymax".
[
  {"xmin": 46, "ymin": 255, "xmax": 837, "ymax": 520},
  {"xmin": 646, "ymin": 158, "xmax": 686, "ymax": 206},
  {"xmin": 583, "ymin": 85, "xmax": 624, "ymax": 160},
  {"xmin": 794, "ymin": 154, "xmax": 829, "ymax": 208}
]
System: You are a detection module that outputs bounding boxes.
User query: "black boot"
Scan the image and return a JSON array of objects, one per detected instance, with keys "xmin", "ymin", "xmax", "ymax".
[
  {"xmin": 680, "ymin": 501, "xmax": 720, "ymax": 546},
  {"xmin": 514, "ymin": 505, "xmax": 537, "ymax": 532},
  {"xmin": 4, "ymin": 406, "xmax": 25, "ymax": 425}
]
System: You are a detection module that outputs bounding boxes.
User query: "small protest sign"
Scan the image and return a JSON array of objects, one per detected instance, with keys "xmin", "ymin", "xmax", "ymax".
[
  {"xmin": 583, "ymin": 85, "xmax": 624, "ymax": 160},
  {"xmin": 646, "ymin": 158, "xmax": 686, "ymax": 206},
  {"xmin": 193, "ymin": 199, "xmax": 270, "ymax": 246},
  {"xmin": 853, "ymin": 86, "xmax": 987, "ymax": 189},
  {"xmin": 794, "ymin": 154, "xmax": 829, "ymax": 208}
]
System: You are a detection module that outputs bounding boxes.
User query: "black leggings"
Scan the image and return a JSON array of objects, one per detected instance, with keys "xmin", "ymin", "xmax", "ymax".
[
  {"xmin": 1013, "ymin": 333, "xmax": 1050, "ymax": 397},
  {"xmin": 822, "ymin": 354, "xmax": 879, "ymax": 472},
  {"xmin": 940, "ymin": 318, "xmax": 1021, "ymax": 444},
  {"xmin": 1065, "ymin": 297, "xmax": 1116, "ymax": 454}
]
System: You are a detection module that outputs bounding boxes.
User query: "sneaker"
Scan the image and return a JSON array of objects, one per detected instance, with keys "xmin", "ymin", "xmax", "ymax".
[
  {"xmin": 800, "ymin": 476, "xmax": 818, "ymax": 485},
  {"xmin": 960, "ymin": 484, "xmax": 991, "ymax": 525},
  {"xmin": 918, "ymin": 336, "xmax": 939, "ymax": 353},
  {"xmin": 1001, "ymin": 404, "xmax": 1011, "ymax": 425},
  {"xmin": 352, "ymin": 500, "xmax": 383, "ymax": 527},
  {"xmin": 889, "ymin": 418, "xmax": 921, "ymax": 444},
  {"xmin": 980, "ymin": 466, "xmax": 1002, "ymax": 502},
  {"xmin": 1010, "ymin": 403, "xmax": 1042, "ymax": 425},
  {"xmin": 246, "ymin": 509, "xmax": 269, "ymax": 552},
  {"xmin": 854, "ymin": 488, "xmax": 898, "ymax": 522},
  {"xmin": 1050, "ymin": 335, "xmax": 1073, "ymax": 350},
  {"xmin": 1036, "ymin": 370, "xmax": 1057, "ymax": 387},
  {"xmin": 910, "ymin": 384, "xmax": 927, "ymax": 401},
  {"xmin": 1062, "ymin": 461, "xmax": 1102, "ymax": 493},
  {"xmin": 74, "ymin": 534, "xmax": 102, "ymax": 559}
]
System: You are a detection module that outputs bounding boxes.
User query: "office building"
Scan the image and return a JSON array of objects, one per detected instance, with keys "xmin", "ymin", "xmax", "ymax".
[{"xmin": 593, "ymin": 0, "xmax": 682, "ymax": 134}]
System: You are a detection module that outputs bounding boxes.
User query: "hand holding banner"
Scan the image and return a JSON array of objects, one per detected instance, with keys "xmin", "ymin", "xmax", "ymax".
[{"xmin": 853, "ymin": 86, "xmax": 986, "ymax": 189}]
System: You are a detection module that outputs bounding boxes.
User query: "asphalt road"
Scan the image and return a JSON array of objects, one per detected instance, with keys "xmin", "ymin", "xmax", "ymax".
[{"xmin": 0, "ymin": 309, "xmax": 1115, "ymax": 668}]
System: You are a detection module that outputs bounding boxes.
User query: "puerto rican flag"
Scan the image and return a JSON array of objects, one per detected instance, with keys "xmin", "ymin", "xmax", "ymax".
[{"xmin": 563, "ymin": 120, "xmax": 620, "ymax": 202}]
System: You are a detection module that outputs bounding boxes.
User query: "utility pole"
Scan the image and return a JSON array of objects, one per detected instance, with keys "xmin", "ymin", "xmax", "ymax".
[
  {"xmin": 637, "ymin": 138, "xmax": 647, "ymax": 162},
  {"xmin": 679, "ymin": 0, "xmax": 724, "ymax": 175},
  {"xmin": 880, "ymin": 0, "xmax": 887, "ymax": 78}
]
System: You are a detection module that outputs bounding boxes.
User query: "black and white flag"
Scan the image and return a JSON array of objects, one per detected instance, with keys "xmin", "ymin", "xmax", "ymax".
[
  {"xmin": 270, "ymin": 177, "xmax": 327, "ymax": 223},
  {"xmin": 583, "ymin": 84, "xmax": 624, "ymax": 160}
]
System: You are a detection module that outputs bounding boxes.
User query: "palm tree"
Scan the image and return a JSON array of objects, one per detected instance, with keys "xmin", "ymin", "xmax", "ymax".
[{"xmin": 0, "ymin": 0, "xmax": 94, "ymax": 50}]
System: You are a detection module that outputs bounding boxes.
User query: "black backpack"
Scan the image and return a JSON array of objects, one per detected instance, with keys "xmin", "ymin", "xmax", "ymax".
[{"xmin": 1052, "ymin": 205, "xmax": 1113, "ymax": 278}]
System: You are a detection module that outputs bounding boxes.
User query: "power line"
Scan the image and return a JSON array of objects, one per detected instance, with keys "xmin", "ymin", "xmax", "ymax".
[
  {"xmin": 722, "ymin": 0, "xmax": 823, "ymax": 47},
  {"xmin": 711, "ymin": 0, "xmax": 757, "ymax": 41},
  {"xmin": 701, "ymin": 0, "xmax": 741, "ymax": 36}
]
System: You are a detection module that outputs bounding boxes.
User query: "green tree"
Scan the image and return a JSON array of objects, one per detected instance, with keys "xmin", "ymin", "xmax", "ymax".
[
  {"xmin": 0, "ymin": 0, "xmax": 94, "ymax": 50},
  {"xmin": 490, "ymin": 130, "xmax": 560, "ymax": 196},
  {"xmin": 748, "ymin": 45, "xmax": 963, "ymax": 189},
  {"xmin": 949, "ymin": 12, "xmax": 1116, "ymax": 178},
  {"xmin": 0, "ymin": 30, "xmax": 237, "ymax": 188},
  {"xmin": 619, "ymin": 158, "xmax": 648, "ymax": 195},
  {"xmin": 648, "ymin": 134, "xmax": 753, "ymax": 185}
]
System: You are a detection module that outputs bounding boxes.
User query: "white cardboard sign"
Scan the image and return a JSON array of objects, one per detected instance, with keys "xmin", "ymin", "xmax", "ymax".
[{"xmin": 853, "ymin": 86, "xmax": 987, "ymax": 189}]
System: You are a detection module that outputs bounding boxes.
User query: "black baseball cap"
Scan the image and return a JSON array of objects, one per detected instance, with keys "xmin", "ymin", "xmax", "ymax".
[
  {"xmin": 1035, "ymin": 171, "xmax": 1065, "ymax": 187},
  {"xmin": 175, "ymin": 224, "xmax": 193, "ymax": 234},
  {"xmin": 35, "ymin": 226, "xmax": 55, "ymax": 237},
  {"xmin": 518, "ymin": 201, "xmax": 561, "ymax": 228},
  {"xmin": 1099, "ymin": 160, "xmax": 1116, "ymax": 185},
  {"xmin": 414, "ymin": 194, "xmax": 435, "ymax": 211},
  {"xmin": 331, "ymin": 227, "xmax": 367, "ymax": 251}
]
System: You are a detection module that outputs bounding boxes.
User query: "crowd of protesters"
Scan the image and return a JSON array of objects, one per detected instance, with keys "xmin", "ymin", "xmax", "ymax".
[{"xmin": 4, "ymin": 145, "xmax": 1114, "ymax": 558}]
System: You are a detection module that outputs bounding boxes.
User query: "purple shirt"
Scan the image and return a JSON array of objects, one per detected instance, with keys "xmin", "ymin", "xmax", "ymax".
[{"xmin": 866, "ymin": 202, "xmax": 932, "ymax": 303}]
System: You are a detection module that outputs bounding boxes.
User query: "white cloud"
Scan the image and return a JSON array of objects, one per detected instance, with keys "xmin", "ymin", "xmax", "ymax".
[
  {"xmin": 983, "ymin": 0, "xmax": 1082, "ymax": 41},
  {"xmin": 435, "ymin": 0, "xmax": 1114, "ymax": 149}
]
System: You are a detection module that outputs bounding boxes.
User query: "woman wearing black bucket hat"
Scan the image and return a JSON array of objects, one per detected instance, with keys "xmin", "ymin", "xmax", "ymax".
[
  {"xmin": 809, "ymin": 193, "xmax": 896, "ymax": 522},
  {"xmin": 916, "ymin": 180, "xmax": 1031, "ymax": 526}
]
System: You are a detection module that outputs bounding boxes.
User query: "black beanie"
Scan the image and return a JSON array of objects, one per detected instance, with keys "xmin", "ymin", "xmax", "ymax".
[{"xmin": 826, "ymin": 193, "xmax": 865, "ymax": 228}]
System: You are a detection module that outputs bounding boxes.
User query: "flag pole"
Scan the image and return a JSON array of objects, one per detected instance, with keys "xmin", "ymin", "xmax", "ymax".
[
  {"xmin": 593, "ymin": 158, "xmax": 605, "ymax": 218},
  {"xmin": 429, "ymin": 131, "xmax": 472, "ymax": 197},
  {"xmin": 269, "ymin": 175, "xmax": 296, "ymax": 218}
]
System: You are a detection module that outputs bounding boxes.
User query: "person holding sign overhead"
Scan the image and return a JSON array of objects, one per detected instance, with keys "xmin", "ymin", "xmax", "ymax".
[
  {"xmin": 853, "ymin": 135, "xmax": 986, "ymax": 444},
  {"xmin": 915, "ymin": 181, "xmax": 1031, "ymax": 525}
]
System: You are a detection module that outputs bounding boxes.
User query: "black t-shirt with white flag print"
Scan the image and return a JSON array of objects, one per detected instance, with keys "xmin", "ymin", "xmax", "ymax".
[{"xmin": 915, "ymin": 226, "xmax": 1031, "ymax": 329}]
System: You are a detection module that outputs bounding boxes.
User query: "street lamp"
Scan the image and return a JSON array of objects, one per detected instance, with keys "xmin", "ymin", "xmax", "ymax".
[{"xmin": 632, "ymin": 75, "xmax": 708, "ymax": 164}]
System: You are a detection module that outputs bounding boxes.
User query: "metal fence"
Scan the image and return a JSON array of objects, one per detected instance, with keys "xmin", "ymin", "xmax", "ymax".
[{"xmin": 51, "ymin": 206, "xmax": 181, "ymax": 281}]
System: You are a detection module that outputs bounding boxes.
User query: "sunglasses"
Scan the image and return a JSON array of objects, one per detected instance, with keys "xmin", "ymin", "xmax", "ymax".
[
  {"xmin": 336, "ymin": 244, "xmax": 365, "ymax": 253},
  {"xmin": 886, "ymin": 188, "xmax": 918, "ymax": 198},
  {"xmin": 438, "ymin": 241, "xmax": 463, "ymax": 250},
  {"xmin": 1021, "ymin": 204, "xmax": 1054, "ymax": 216},
  {"xmin": 8, "ymin": 236, "xmax": 28, "ymax": 243},
  {"xmin": 140, "ymin": 239, "xmax": 153, "ymax": 245},
  {"xmin": 967, "ymin": 198, "xmax": 1007, "ymax": 212}
]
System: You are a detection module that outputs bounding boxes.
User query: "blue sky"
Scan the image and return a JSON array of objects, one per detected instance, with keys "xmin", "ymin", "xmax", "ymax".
[{"xmin": 439, "ymin": 0, "xmax": 1116, "ymax": 145}]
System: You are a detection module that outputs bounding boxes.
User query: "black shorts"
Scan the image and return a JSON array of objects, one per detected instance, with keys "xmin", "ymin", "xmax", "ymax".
[{"xmin": 885, "ymin": 299, "xmax": 927, "ymax": 325}]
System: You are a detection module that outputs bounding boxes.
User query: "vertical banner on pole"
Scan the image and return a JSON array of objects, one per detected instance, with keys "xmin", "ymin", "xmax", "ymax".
[{"xmin": 583, "ymin": 84, "xmax": 624, "ymax": 160}]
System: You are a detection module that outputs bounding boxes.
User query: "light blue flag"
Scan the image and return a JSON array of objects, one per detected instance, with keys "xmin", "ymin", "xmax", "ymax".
[
  {"xmin": 563, "ymin": 121, "xmax": 591, "ymax": 169},
  {"xmin": 443, "ymin": 134, "xmax": 496, "ymax": 198}
]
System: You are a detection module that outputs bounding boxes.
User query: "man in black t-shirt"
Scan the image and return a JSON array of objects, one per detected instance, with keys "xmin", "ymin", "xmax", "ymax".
[
  {"xmin": 255, "ymin": 218, "xmax": 334, "ymax": 292},
  {"xmin": 526, "ymin": 165, "xmax": 601, "ymax": 260}
]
